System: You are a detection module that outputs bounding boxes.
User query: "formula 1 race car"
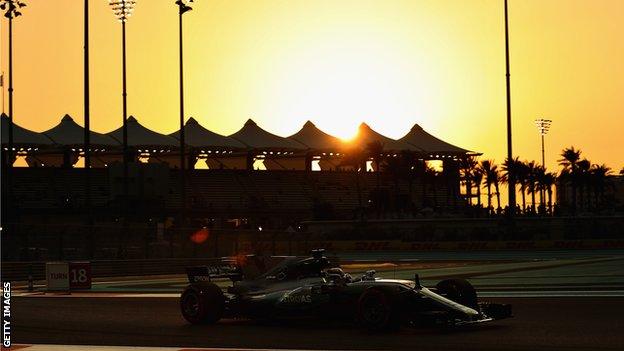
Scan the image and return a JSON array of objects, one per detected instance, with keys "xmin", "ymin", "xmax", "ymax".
[{"xmin": 180, "ymin": 250, "xmax": 512, "ymax": 330}]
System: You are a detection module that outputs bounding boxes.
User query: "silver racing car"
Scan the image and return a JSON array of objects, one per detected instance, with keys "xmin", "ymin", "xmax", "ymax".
[{"xmin": 180, "ymin": 250, "xmax": 512, "ymax": 330}]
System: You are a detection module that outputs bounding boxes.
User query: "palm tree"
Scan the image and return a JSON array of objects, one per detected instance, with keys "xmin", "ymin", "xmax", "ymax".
[
  {"xmin": 542, "ymin": 172, "xmax": 556, "ymax": 214},
  {"xmin": 459, "ymin": 156, "xmax": 478, "ymax": 205},
  {"xmin": 493, "ymin": 167, "xmax": 502, "ymax": 212},
  {"xmin": 479, "ymin": 160, "xmax": 498, "ymax": 213},
  {"xmin": 590, "ymin": 164, "xmax": 612, "ymax": 209},
  {"xmin": 534, "ymin": 165, "xmax": 547, "ymax": 213},
  {"xmin": 526, "ymin": 161, "xmax": 538, "ymax": 213},
  {"xmin": 515, "ymin": 160, "xmax": 529, "ymax": 213},
  {"xmin": 472, "ymin": 168, "xmax": 484, "ymax": 208},
  {"xmin": 502, "ymin": 157, "xmax": 521, "ymax": 213},
  {"xmin": 558, "ymin": 146, "xmax": 582, "ymax": 212},
  {"xmin": 576, "ymin": 158, "xmax": 591, "ymax": 210}
]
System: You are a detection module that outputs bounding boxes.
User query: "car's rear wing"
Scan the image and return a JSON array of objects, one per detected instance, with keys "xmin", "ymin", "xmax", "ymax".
[
  {"xmin": 185, "ymin": 251, "xmax": 339, "ymax": 283},
  {"xmin": 186, "ymin": 261, "xmax": 242, "ymax": 283}
]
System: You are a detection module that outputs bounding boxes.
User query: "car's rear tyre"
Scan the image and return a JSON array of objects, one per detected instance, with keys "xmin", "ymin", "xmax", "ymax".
[
  {"xmin": 356, "ymin": 288, "xmax": 398, "ymax": 331},
  {"xmin": 435, "ymin": 278, "xmax": 478, "ymax": 309},
  {"xmin": 180, "ymin": 283, "xmax": 225, "ymax": 324}
]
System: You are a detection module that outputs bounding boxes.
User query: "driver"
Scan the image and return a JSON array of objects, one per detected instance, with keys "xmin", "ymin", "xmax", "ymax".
[{"xmin": 325, "ymin": 267, "xmax": 352, "ymax": 285}]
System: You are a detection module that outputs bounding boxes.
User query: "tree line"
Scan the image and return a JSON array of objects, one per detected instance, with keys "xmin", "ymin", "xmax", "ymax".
[
  {"xmin": 340, "ymin": 142, "xmax": 623, "ymax": 217},
  {"xmin": 459, "ymin": 146, "xmax": 620, "ymax": 215}
]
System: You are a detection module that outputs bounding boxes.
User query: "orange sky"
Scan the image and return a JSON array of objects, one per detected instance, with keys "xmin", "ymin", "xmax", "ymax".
[{"xmin": 1, "ymin": 0, "xmax": 622, "ymax": 173}]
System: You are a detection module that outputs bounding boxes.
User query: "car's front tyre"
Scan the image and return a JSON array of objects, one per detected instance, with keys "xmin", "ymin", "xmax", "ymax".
[
  {"xmin": 180, "ymin": 283, "xmax": 225, "ymax": 324},
  {"xmin": 356, "ymin": 287, "xmax": 399, "ymax": 331},
  {"xmin": 435, "ymin": 278, "xmax": 478, "ymax": 310}
]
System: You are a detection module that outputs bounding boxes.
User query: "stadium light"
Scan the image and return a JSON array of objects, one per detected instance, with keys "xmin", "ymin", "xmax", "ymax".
[
  {"xmin": 534, "ymin": 118, "xmax": 552, "ymax": 167},
  {"xmin": 109, "ymin": 0, "xmax": 136, "ymax": 22},
  {"xmin": 1, "ymin": 0, "xmax": 26, "ymax": 234},
  {"xmin": 535, "ymin": 118, "xmax": 552, "ymax": 211},
  {"xmin": 175, "ymin": 0, "xmax": 195, "ymax": 223},
  {"xmin": 108, "ymin": 0, "xmax": 137, "ymax": 206},
  {"xmin": 1, "ymin": 0, "xmax": 27, "ymax": 164}
]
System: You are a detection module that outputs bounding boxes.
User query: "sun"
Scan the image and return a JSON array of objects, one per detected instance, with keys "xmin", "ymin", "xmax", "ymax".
[{"xmin": 253, "ymin": 22, "xmax": 436, "ymax": 140}]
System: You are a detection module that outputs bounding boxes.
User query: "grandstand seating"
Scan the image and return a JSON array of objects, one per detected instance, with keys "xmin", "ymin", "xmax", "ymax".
[
  {"xmin": 10, "ymin": 167, "xmax": 457, "ymax": 217},
  {"xmin": 11, "ymin": 168, "xmax": 110, "ymax": 209}
]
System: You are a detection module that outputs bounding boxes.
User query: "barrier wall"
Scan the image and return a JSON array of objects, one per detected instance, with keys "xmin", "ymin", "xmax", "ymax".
[
  {"xmin": 238, "ymin": 239, "xmax": 624, "ymax": 255},
  {"xmin": 2, "ymin": 258, "xmax": 223, "ymax": 282},
  {"xmin": 4, "ymin": 239, "xmax": 623, "ymax": 282},
  {"xmin": 3, "ymin": 217, "xmax": 623, "ymax": 262}
]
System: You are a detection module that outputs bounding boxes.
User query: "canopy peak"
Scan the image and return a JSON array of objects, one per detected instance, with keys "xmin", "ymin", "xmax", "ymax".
[{"xmin": 410, "ymin": 123, "xmax": 423, "ymax": 131}]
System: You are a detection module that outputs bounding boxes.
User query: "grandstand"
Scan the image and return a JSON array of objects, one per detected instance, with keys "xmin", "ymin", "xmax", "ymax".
[
  {"xmin": 3, "ymin": 114, "xmax": 474, "ymax": 228},
  {"xmin": 9, "ymin": 166, "xmax": 459, "ymax": 222}
]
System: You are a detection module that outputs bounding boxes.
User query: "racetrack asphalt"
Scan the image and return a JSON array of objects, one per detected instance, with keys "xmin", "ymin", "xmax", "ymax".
[
  {"xmin": 12, "ymin": 296, "xmax": 624, "ymax": 351},
  {"xmin": 10, "ymin": 250, "xmax": 624, "ymax": 350}
]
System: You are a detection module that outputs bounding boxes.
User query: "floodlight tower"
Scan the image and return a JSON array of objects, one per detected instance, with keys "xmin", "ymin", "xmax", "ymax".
[
  {"xmin": 1, "ymin": 0, "xmax": 26, "ymax": 235},
  {"xmin": 175, "ymin": 0, "xmax": 194, "ymax": 222},
  {"xmin": 535, "ymin": 118, "xmax": 552, "ymax": 210},
  {"xmin": 84, "ymin": 0, "xmax": 91, "ymax": 212},
  {"xmin": 534, "ymin": 118, "xmax": 552, "ymax": 168},
  {"xmin": 1, "ymin": 0, "xmax": 26, "ymax": 169},
  {"xmin": 109, "ymin": 0, "xmax": 136, "ymax": 205},
  {"xmin": 503, "ymin": 0, "xmax": 516, "ymax": 216}
]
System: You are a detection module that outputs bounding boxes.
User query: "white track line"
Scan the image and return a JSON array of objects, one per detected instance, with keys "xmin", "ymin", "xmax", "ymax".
[
  {"xmin": 11, "ymin": 292, "xmax": 181, "ymax": 298},
  {"xmin": 479, "ymin": 290, "xmax": 624, "ymax": 297},
  {"xmin": 13, "ymin": 290, "xmax": 624, "ymax": 298},
  {"xmin": 8, "ymin": 345, "xmax": 354, "ymax": 351}
]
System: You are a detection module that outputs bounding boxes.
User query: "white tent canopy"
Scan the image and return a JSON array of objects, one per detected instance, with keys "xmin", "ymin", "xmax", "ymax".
[
  {"xmin": 44, "ymin": 114, "xmax": 119, "ymax": 147},
  {"xmin": 107, "ymin": 116, "xmax": 178, "ymax": 148},
  {"xmin": 399, "ymin": 123, "xmax": 471, "ymax": 155},
  {"xmin": 230, "ymin": 119, "xmax": 306, "ymax": 151},
  {"xmin": 1, "ymin": 113, "xmax": 54, "ymax": 147},
  {"xmin": 351, "ymin": 123, "xmax": 413, "ymax": 152},
  {"xmin": 170, "ymin": 117, "xmax": 246, "ymax": 150},
  {"xmin": 288, "ymin": 120, "xmax": 345, "ymax": 151}
]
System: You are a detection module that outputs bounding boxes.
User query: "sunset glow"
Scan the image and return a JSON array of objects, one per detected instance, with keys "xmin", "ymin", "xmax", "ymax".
[{"xmin": 0, "ymin": 0, "xmax": 622, "ymax": 173}]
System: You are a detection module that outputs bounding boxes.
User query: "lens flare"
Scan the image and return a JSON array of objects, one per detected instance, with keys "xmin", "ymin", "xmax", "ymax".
[
  {"xmin": 190, "ymin": 227, "xmax": 209, "ymax": 244},
  {"xmin": 231, "ymin": 252, "xmax": 249, "ymax": 267}
]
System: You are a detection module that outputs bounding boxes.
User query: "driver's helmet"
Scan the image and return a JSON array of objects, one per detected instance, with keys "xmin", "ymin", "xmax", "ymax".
[{"xmin": 325, "ymin": 267, "xmax": 352, "ymax": 284}]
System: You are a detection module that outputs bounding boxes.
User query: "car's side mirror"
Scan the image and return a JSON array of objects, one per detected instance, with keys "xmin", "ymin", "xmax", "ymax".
[{"xmin": 266, "ymin": 271, "xmax": 286, "ymax": 281}]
